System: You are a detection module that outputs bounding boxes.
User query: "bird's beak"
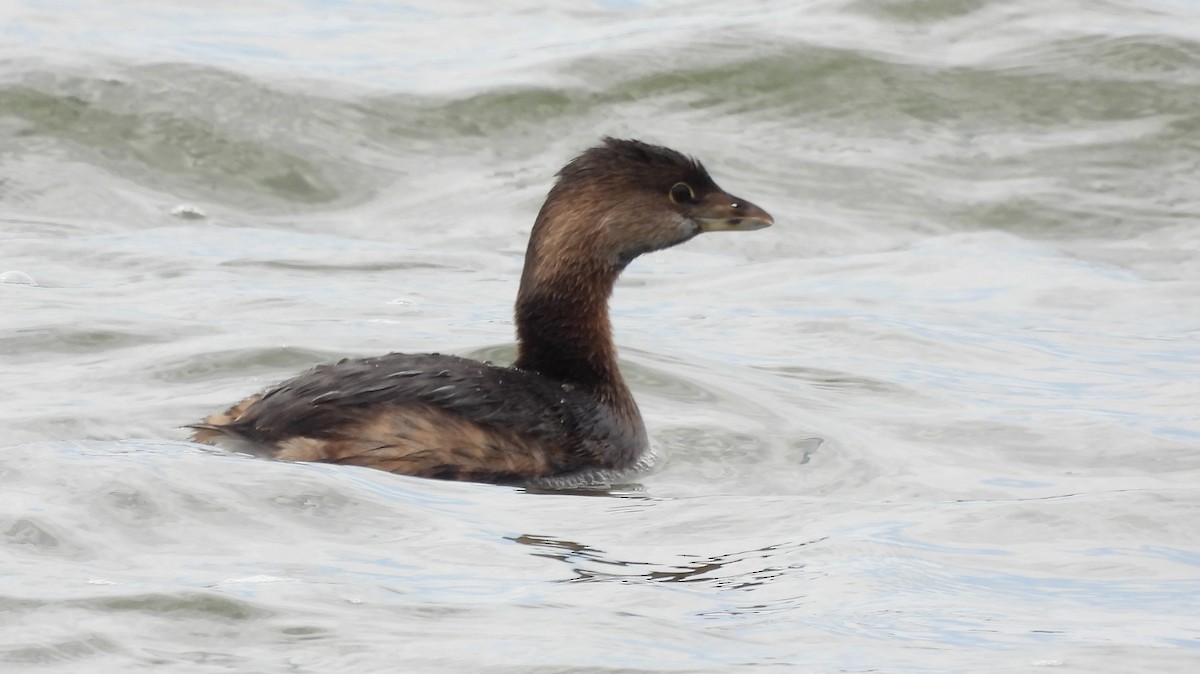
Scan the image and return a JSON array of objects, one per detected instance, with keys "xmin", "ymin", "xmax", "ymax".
[{"xmin": 695, "ymin": 191, "xmax": 774, "ymax": 232}]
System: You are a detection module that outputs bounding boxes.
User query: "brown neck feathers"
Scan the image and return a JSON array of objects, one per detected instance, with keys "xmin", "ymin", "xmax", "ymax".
[{"xmin": 512, "ymin": 188, "xmax": 624, "ymax": 393}]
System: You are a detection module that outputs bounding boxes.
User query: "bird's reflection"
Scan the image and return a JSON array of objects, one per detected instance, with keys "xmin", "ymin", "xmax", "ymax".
[{"xmin": 510, "ymin": 533, "xmax": 827, "ymax": 588}]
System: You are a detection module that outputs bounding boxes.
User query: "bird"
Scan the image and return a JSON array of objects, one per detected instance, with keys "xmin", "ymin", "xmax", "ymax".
[{"xmin": 190, "ymin": 137, "xmax": 773, "ymax": 484}]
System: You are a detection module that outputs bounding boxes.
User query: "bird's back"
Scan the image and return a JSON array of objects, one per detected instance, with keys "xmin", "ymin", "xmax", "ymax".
[{"xmin": 191, "ymin": 353, "xmax": 597, "ymax": 482}]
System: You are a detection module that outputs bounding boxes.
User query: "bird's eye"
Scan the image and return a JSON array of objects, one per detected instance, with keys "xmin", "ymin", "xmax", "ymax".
[{"xmin": 669, "ymin": 182, "xmax": 697, "ymax": 205}]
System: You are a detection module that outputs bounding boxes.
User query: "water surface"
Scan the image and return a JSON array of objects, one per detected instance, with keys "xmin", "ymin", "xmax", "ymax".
[{"xmin": 2, "ymin": 0, "xmax": 1199, "ymax": 671}]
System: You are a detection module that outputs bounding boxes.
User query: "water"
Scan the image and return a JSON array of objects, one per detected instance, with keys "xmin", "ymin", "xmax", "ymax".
[{"xmin": 3, "ymin": 0, "xmax": 1199, "ymax": 671}]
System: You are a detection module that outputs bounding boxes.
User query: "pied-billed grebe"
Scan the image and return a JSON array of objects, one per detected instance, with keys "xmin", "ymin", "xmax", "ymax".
[{"xmin": 190, "ymin": 138, "xmax": 773, "ymax": 484}]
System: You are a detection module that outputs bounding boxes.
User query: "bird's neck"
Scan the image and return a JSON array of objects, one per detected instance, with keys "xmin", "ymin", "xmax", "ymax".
[
  {"xmin": 511, "ymin": 192, "xmax": 650, "ymax": 464},
  {"xmin": 512, "ymin": 192, "xmax": 631, "ymax": 394},
  {"xmin": 514, "ymin": 262, "xmax": 650, "ymax": 468},
  {"xmin": 513, "ymin": 257, "xmax": 624, "ymax": 395}
]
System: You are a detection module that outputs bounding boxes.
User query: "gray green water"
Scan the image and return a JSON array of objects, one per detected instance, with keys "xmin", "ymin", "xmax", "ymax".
[{"xmin": 3, "ymin": 0, "xmax": 1199, "ymax": 671}]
